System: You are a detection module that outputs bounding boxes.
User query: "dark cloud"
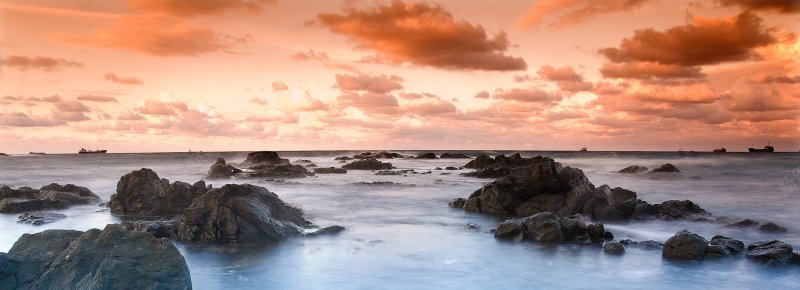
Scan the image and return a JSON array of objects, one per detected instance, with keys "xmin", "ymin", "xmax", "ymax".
[
  {"xmin": 717, "ymin": 0, "xmax": 800, "ymax": 14},
  {"xmin": 1, "ymin": 55, "xmax": 83, "ymax": 71},
  {"xmin": 600, "ymin": 62, "xmax": 705, "ymax": 80}
]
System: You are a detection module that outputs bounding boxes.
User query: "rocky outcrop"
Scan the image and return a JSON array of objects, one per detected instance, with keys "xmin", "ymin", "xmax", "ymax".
[
  {"xmin": 122, "ymin": 219, "xmax": 178, "ymax": 239},
  {"xmin": 17, "ymin": 212, "xmax": 66, "ymax": 225},
  {"xmin": 350, "ymin": 151, "xmax": 405, "ymax": 159},
  {"xmin": 464, "ymin": 153, "xmax": 537, "ymax": 169},
  {"xmin": 746, "ymin": 240, "xmax": 794, "ymax": 266},
  {"xmin": 462, "ymin": 163, "xmax": 513, "ymax": 178},
  {"xmin": 177, "ymin": 184, "xmax": 308, "ymax": 243},
  {"xmin": 206, "ymin": 158, "xmax": 242, "ymax": 179},
  {"xmin": 662, "ymin": 230, "xmax": 708, "ymax": 260},
  {"xmin": 522, "ymin": 212, "xmax": 565, "ymax": 244},
  {"xmin": 604, "ymin": 242, "xmax": 625, "ymax": 255},
  {"xmin": 313, "ymin": 167, "xmax": 347, "ymax": 174},
  {"xmin": 706, "ymin": 235, "xmax": 744, "ymax": 257},
  {"xmin": 0, "ymin": 224, "xmax": 192, "ymax": 289},
  {"xmin": 416, "ymin": 152, "xmax": 438, "ymax": 159},
  {"xmin": 246, "ymin": 164, "xmax": 310, "ymax": 178},
  {"xmin": 342, "ymin": 158, "xmax": 393, "ymax": 170},
  {"xmin": 650, "ymin": 163, "xmax": 680, "ymax": 173},
  {"xmin": 652, "ymin": 200, "xmax": 710, "ymax": 220},
  {"xmin": 440, "ymin": 153, "xmax": 470, "ymax": 159},
  {"xmin": 760, "ymin": 222, "xmax": 788, "ymax": 233},
  {"xmin": 618, "ymin": 165, "xmax": 648, "ymax": 173},
  {"xmin": 620, "ymin": 239, "xmax": 664, "ymax": 250},
  {"xmin": 0, "ymin": 184, "xmax": 100, "ymax": 213},
  {"xmin": 239, "ymin": 151, "xmax": 289, "ymax": 167},
  {"xmin": 494, "ymin": 220, "xmax": 523, "ymax": 240},
  {"xmin": 110, "ymin": 168, "xmax": 207, "ymax": 216}
]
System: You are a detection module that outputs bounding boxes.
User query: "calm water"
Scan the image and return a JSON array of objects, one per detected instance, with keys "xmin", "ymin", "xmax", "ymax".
[{"xmin": 1, "ymin": 151, "xmax": 799, "ymax": 289}]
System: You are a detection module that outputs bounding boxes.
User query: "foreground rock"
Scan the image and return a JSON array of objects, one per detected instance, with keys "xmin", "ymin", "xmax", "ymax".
[
  {"xmin": 0, "ymin": 184, "xmax": 100, "ymax": 213},
  {"xmin": 206, "ymin": 158, "xmax": 242, "ymax": 179},
  {"xmin": 342, "ymin": 158, "xmax": 393, "ymax": 170},
  {"xmin": 111, "ymin": 168, "xmax": 207, "ymax": 216},
  {"xmin": 618, "ymin": 165, "xmax": 648, "ymax": 174},
  {"xmin": 17, "ymin": 212, "xmax": 67, "ymax": 225},
  {"xmin": 747, "ymin": 240, "xmax": 794, "ymax": 266},
  {"xmin": 522, "ymin": 212, "xmax": 565, "ymax": 243},
  {"xmin": 239, "ymin": 151, "xmax": 289, "ymax": 167},
  {"xmin": 0, "ymin": 224, "xmax": 192, "ymax": 289},
  {"xmin": 662, "ymin": 230, "xmax": 707, "ymax": 260}
]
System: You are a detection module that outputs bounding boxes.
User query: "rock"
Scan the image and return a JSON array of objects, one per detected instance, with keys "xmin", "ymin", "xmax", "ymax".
[
  {"xmin": 494, "ymin": 220, "xmax": 523, "ymax": 240},
  {"xmin": 239, "ymin": 151, "xmax": 289, "ymax": 167},
  {"xmin": 313, "ymin": 167, "xmax": 347, "ymax": 174},
  {"xmin": 110, "ymin": 168, "xmax": 207, "ymax": 216},
  {"xmin": 725, "ymin": 218, "xmax": 760, "ymax": 228},
  {"xmin": 247, "ymin": 164, "xmax": 309, "ymax": 178},
  {"xmin": 464, "ymin": 222, "xmax": 480, "ymax": 230},
  {"xmin": 352, "ymin": 151, "xmax": 405, "ymax": 159},
  {"xmin": 620, "ymin": 239, "xmax": 664, "ymax": 250},
  {"xmin": 177, "ymin": 184, "xmax": 307, "ymax": 243},
  {"xmin": 334, "ymin": 156, "xmax": 352, "ymax": 161},
  {"xmin": 440, "ymin": 153, "xmax": 469, "ymax": 159},
  {"xmin": 416, "ymin": 152, "xmax": 438, "ymax": 159},
  {"xmin": 351, "ymin": 181, "xmax": 414, "ymax": 187},
  {"xmin": 206, "ymin": 158, "xmax": 242, "ymax": 179},
  {"xmin": 445, "ymin": 166, "xmax": 458, "ymax": 170},
  {"xmin": 462, "ymin": 163, "xmax": 512, "ymax": 178},
  {"xmin": 0, "ymin": 153, "xmax": 8, "ymax": 156},
  {"xmin": 305, "ymin": 225, "xmax": 346, "ymax": 237},
  {"xmin": 759, "ymin": 222, "xmax": 787, "ymax": 233},
  {"xmin": 559, "ymin": 214, "xmax": 587, "ymax": 241},
  {"xmin": 792, "ymin": 252, "xmax": 800, "ymax": 265},
  {"xmin": 17, "ymin": 212, "xmax": 67, "ymax": 225},
  {"xmin": 604, "ymin": 242, "xmax": 625, "ymax": 255},
  {"xmin": 709, "ymin": 235, "xmax": 744, "ymax": 255},
  {"xmin": 653, "ymin": 200, "xmax": 710, "ymax": 220},
  {"xmin": 521, "ymin": 212, "xmax": 565, "ymax": 244},
  {"xmin": 0, "ymin": 184, "xmax": 100, "ymax": 213},
  {"xmin": 0, "ymin": 224, "xmax": 191, "ymax": 289},
  {"xmin": 617, "ymin": 165, "xmax": 648, "ymax": 173},
  {"xmin": 662, "ymin": 230, "xmax": 708, "ymax": 260},
  {"xmin": 342, "ymin": 158, "xmax": 393, "ymax": 170},
  {"xmin": 705, "ymin": 245, "xmax": 730, "ymax": 257},
  {"xmin": 746, "ymin": 240, "xmax": 794, "ymax": 266},
  {"xmin": 304, "ymin": 163, "xmax": 317, "ymax": 168},
  {"xmin": 449, "ymin": 198, "xmax": 466, "ymax": 208},
  {"xmin": 650, "ymin": 163, "xmax": 680, "ymax": 173},
  {"xmin": 122, "ymin": 219, "xmax": 177, "ymax": 239}
]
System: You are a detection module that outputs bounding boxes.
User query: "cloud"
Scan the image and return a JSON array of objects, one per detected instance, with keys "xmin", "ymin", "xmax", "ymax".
[
  {"xmin": 291, "ymin": 49, "xmax": 329, "ymax": 61},
  {"xmin": 402, "ymin": 97, "xmax": 457, "ymax": 115},
  {"xmin": 335, "ymin": 73, "xmax": 404, "ymax": 94},
  {"xmin": 716, "ymin": 0, "xmax": 800, "ymax": 14},
  {"xmin": 336, "ymin": 92, "xmax": 400, "ymax": 115},
  {"xmin": 127, "ymin": 0, "xmax": 273, "ymax": 16},
  {"xmin": 316, "ymin": 1, "xmax": 526, "ymax": 71},
  {"xmin": 752, "ymin": 75, "xmax": 800, "ymax": 84},
  {"xmin": 250, "ymin": 98, "xmax": 268, "ymax": 105},
  {"xmin": 0, "ymin": 112, "xmax": 66, "ymax": 127},
  {"xmin": 474, "ymin": 91, "xmax": 490, "ymax": 99},
  {"xmin": 118, "ymin": 110, "xmax": 145, "ymax": 120},
  {"xmin": 136, "ymin": 99, "xmax": 188, "ymax": 115},
  {"xmin": 599, "ymin": 12, "xmax": 776, "ymax": 67},
  {"xmin": 517, "ymin": 0, "xmax": 651, "ymax": 30},
  {"xmin": 3, "ymin": 95, "xmax": 63, "ymax": 103},
  {"xmin": 271, "ymin": 81, "xmax": 289, "ymax": 91},
  {"xmin": 53, "ymin": 100, "xmax": 90, "ymax": 112},
  {"xmin": 492, "ymin": 88, "xmax": 560, "ymax": 103},
  {"xmin": 104, "ymin": 73, "xmax": 143, "ymax": 85},
  {"xmin": 600, "ymin": 62, "xmax": 705, "ymax": 80},
  {"xmin": 77, "ymin": 95, "xmax": 119, "ymax": 102},
  {"xmin": 64, "ymin": 15, "xmax": 243, "ymax": 57},
  {"xmin": 537, "ymin": 65, "xmax": 593, "ymax": 92},
  {"xmin": 1, "ymin": 55, "xmax": 83, "ymax": 71}
]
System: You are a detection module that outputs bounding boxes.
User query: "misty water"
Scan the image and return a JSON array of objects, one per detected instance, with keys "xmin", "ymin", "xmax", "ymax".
[{"xmin": 1, "ymin": 151, "xmax": 799, "ymax": 289}]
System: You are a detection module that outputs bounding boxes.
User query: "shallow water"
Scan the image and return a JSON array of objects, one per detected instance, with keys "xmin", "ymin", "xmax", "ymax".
[{"xmin": 1, "ymin": 151, "xmax": 799, "ymax": 289}]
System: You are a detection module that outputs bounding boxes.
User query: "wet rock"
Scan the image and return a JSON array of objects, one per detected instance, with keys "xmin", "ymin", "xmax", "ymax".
[
  {"xmin": 416, "ymin": 152, "xmax": 438, "ymax": 159},
  {"xmin": 440, "ymin": 153, "xmax": 470, "ymax": 159},
  {"xmin": 305, "ymin": 225, "xmax": 346, "ymax": 237},
  {"xmin": 206, "ymin": 158, "xmax": 242, "ymax": 179},
  {"xmin": 342, "ymin": 158, "xmax": 393, "ymax": 170},
  {"xmin": 653, "ymin": 200, "xmax": 710, "ymax": 220},
  {"xmin": 521, "ymin": 212, "xmax": 565, "ymax": 244},
  {"xmin": 313, "ymin": 167, "xmax": 347, "ymax": 174},
  {"xmin": 334, "ymin": 156, "xmax": 352, "ymax": 161},
  {"xmin": 304, "ymin": 163, "xmax": 317, "ymax": 168},
  {"xmin": 746, "ymin": 240, "xmax": 794, "ymax": 266},
  {"xmin": 247, "ymin": 164, "xmax": 309, "ymax": 178},
  {"xmin": 110, "ymin": 168, "xmax": 207, "ymax": 216},
  {"xmin": 177, "ymin": 184, "xmax": 307, "ymax": 243},
  {"xmin": 650, "ymin": 163, "xmax": 680, "ymax": 173},
  {"xmin": 709, "ymin": 235, "xmax": 744, "ymax": 255},
  {"xmin": 239, "ymin": 151, "xmax": 289, "ymax": 167},
  {"xmin": 351, "ymin": 181, "xmax": 414, "ymax": 187},
  {"xmin": 352, "ymin": 151, "xmax": 405, "ymax": 159},
  {"xmin": 445, "ymin": 166, "xmax": 458, "ymax": 170},
  {"xmin": 617, "ymin": 165, "xmax": 648, "ymax": 173},
  {"xmin": 449, "ymin": 198, "xmax": 466, "ymax": 208},
  {"xmin": 604, "ymin": 242, "xmax": 625, "ymax": 255},
  {"xmin": 620, "ymin": 239, "xmax": 664, "ymax": 250},
  {"xmin": 559, "ymin": 214, "xmax": 587, "ymax": 241},
  {"xmin": 122, "ymin": 219, "xmax": 177, "ymax": 239},
  {"xmin": 0, "ymin": 224, "xmax": 192, "ymax": 289},
  {"xmin": 464, "ymin": 221, "xmax": 480, "ymax": 230},
  {"xmin": 586, "ymin": 223, "xmax": 606, "ymax": 240},
  {"xmin": 17, "ymin": 212, "xmax": 67, "ymax": 225},
  {"xmin": 759, "ymin": 222, "xmax": 787, "ymax": 233},
  {"xmin": 662, "ymin": 230, "xmax": 708, "ymax": 260},
  {"xmin": 0, "ymin": 184, "xmax": 100, "ymax": 213},
  {"xmin": 725, "ymin": 218, "xmax": 759, "ymax": 228},
  {"xmin": 494, "ymin": 219, "xmax": 523, "ymax": 240},
  {"xmin": 462, "ymin": 163, "xmax": 512, "ymax": 178}
]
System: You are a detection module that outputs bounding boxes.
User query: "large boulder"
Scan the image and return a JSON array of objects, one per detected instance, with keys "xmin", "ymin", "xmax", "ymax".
[
  {"xmin": 177, "ymin": 184, "xmax": 308, "ymax": 243},
  {"xmin": 462, "ymin": 163, "xmax": 513, "ymax": 178},
  {"xmin": 662, "ymin": 230, "xmax": 708, "ymax": 260},
  {"xmin": 352, "ymin": 151, "xmax": 405, "ymax": 159},
  {"xmin": 0, "ymin": 184, "xmax": 100, "ymax": 213},
  {"xmin": 653, "ymin": 200, "xmax": 710, "ymax": 220},
  {"xmin": 759, "ymin": 222, "xmax": 788, "ymax": 233},
  {"xmin": 110, "ymin": 168, "xmax": 207, "ymax": 216},
  {"xmin": 746, "ymin": 240, "xmax": 794, "ymax": 266},
  {"xmin": 239, "ymin": 151, "xmax": 289, "ymax": 167},
  {"xmin": 416, "ymin": 152, "xmax": 438, "ymax": 159},
  {"xmin": 521, "ymin": 212, "xmax": 565, "ymax": 244},
  {"xmin": 604, "ymin": 242, "xmax": 625, "ymax": 255},
  {"xmin": 206, "ymin": 158, "xmax": 242, "ymax": 179},
  {"xmin": 559, "ymin": 214, "xmax": 587, "ymax": 241},
  {"xmin": 0, "ymin": 224, "xmax": 192, "ymax": 289},
  {"xmin": 342, "ymin": 158, "xmax": 393, "ymax": 170}
]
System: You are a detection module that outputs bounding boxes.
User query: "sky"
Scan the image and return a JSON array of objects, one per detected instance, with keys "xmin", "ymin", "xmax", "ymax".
[{"xmin": 0, "ymin": 0, "xmax": 798, "ymax": 153}]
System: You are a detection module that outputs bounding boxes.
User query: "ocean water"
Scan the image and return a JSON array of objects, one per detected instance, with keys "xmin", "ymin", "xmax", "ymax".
[{"xmin": 1, "ymin": 151, "xmax": 799, "ymax": 289}]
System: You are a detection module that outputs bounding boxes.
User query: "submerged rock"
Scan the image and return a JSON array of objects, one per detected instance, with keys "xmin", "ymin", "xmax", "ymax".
[
  {"xmin": 725, "ymin": 218, "xmax": 760, "ymax": 228},
  {"xmin": 247, "ymin": 164, "xmax": 309, "ymax": 178},
  {"xmin": 0, "ymin": 224, "xmax": 192, "ymax": 289},
  {"xmin": 650, "ymin": 163, "xmax": 680, "ymax": 173},
  {"xmin": 449, "ymin": 198, "xmax": 466, "ymax": 208},
  {"xmin": 122, "ymin": 219, "xmax": 177, "ymax": 239},
  {"xmin": 709, "ymin": 235, "xmax": 744, "ymax": 255},
  {"xmin": 0, "ymin": 184, "xmax": 100, "ymax": 213},
  {"xmin": 416, "ymin": 152, "xmax": 438, "ymax": 159},
  {"xmin": 206, "ymin": 158, "xmax": 242, "ymax": 179},
  {"xmin": 239, "ymin": 151, "xmax": 289, "ymax": 167},
  {"xmin": 17, "ymin": 212, "xmax": 67, "ymax": 225},
  {"xmin": 313, "ymin": 167, "xmax": 347, "ymax": 174},
  {"xmin": 604, "ymin": 242, "xmax": 625, "ymax": 255},
  {"xmin": 342, "ymin": 158, "xmax": 393, "ymax": 170},
  {"xmin": 305, "ymin": 225, "xmax": 346, "ymax": 237},
  {"xmin": 662, "ymin": 230, "xmax": 708, "ymax": 260},
  {"xmin": 653, "ymin": 200, "xmax": 710, "ymax": 220},
  {"xmin": 620, "ymin": 239, "xmax": 664, "ymax": 250},
  {"xmin": 746, "ymin": 240, "xmax": 794, "ymax": 266},
  {"xmin": 352, "ymin": 151, "xmax": 405, "ymax": 159},
  {"xmin": 440, "ymin": 153, "xmax": 470, "ymax": 159},
  {"xmin": 617, "ymin": 165, "xmax": 648, "ymax": 173},
  {"xmin": 759, "ymin": 222, "xmax": 788, "ymax": 233},
  {"xmin": 110, "ymin": 168, "xmax": 207, "ymax": 216}
]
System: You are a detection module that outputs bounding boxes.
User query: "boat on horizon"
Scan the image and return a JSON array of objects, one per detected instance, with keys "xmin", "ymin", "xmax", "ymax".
[
  {"xmin": 579, "ymin": 147, "xmax": 587, "ymax": 152},
  {"xmin": 79, "ymin": 148, "xmax": 107, "ymax": 154},
  {"xmin": 748, "ymin": 143, "xmax": 774, "ymax": 153},
  {"xmin": 713, "ymin": 147, "xmax": 726, "ymax": 153}
]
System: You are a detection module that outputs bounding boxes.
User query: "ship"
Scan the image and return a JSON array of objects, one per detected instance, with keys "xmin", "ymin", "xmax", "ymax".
[
  {"xmin": 29, "ymin": 152, "xmax": 46, "ymax": 155},
  {"xmin": 748, "ymin": 143, "xmax": 774, "ymax": 153},
  {"xmin": 579, "ymin": 147, "xmax": 588, "ymax": 152},
  {"xmin": 79, "ymin": 148, "xmax": 107, "ymax": 154},
  {"xmin": 713, "ymin": 148, "xmax": 726, "ymax": 153}
]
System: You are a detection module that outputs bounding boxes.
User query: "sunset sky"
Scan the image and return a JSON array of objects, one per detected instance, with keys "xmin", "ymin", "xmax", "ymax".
[{"xmin": 1, "ymin": 0, "xmax": 798, "ymax": 153}]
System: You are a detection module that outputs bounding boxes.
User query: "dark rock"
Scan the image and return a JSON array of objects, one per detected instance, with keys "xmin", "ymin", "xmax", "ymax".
[
  {"xmin": 618, "ymin": 165, "xmax": 648, "ymax": 173},
  {"xmin": 650, "ymin": 163, "xmax": 680, "ymax": 173},
  {"xmin": 122, "ymin": 219, "xmax": 177, "ymax": 239},
  {"xmin": 586, "ymin": 223, "xmax": 606, "ymax": 239},
  {"xmin": 351, "ymin": 181, "xmax": 414, "ymax": 187},
  {"xmin": 305, "ymin": 225, "xmax": 346, "ymax": 237},
  {"xmin": 662, "ymin": 230, "xmax": 708, "ymax": 260},
  {"xmin": 304, "ymin": 163, "xmax": 317, "ymax": 168},
  {"xmin": 0, "ymin": 224, "xmax": 191, "ymax": 289},
  {"xmin": 353, "ymin": 151, "xmax": 405, "ymax": 159},
  {"xmin": 494, "ymin": 219, "xmax": 523, "ymax": 239},
  {"xmin": 449, "ymin": 198, "xmax": 466, "ymax": 208},
  {"xmin": 440, "ymin": 153, "xmax": 470, "ymax": 159},
  {"xmin": 416, "ymin": 152, "xmax": 438, "ymax": 159},
  {"xmin": 462, "ymin": 163, "xmax": 512, "ymax": 178},
  {"xmin": 342, "ymin": 158, "xmax": 393, "ymax": 170},
  {"xmin": 725, "ymin": 218, "xmax": 760, "ymax": 228},
  {"xmin": 247, "ymin": 164, "xmax": 309, "ymax": 178},
  {"xmin": 313, "ymin": 167, "xmax": 347, "ymax": 174},
  {"xmin": 177, "ymin": 184, "xmax": 306, "ymax": 243},
  {"xmin": 110, "ymin": 168, "xmax": 206, "ymax": 216},
  {"xmin": 620, "ymin": 240, "xmax": 664, "ymax": 250},
  {"xmin": 521, "ymin": 212, "xmax": 564, "ymax": 244},
  {"xmin": 464, "ymin": 222, "xmax": 480, "ymax": 230},
  {"xmin": 240, "ymin": 151, "xmax": 289, "ymax": 167},
  {"xmin": 206, "ymin": 158, "xmax": 242, "ymax": 179},
  {"xmin": 604, "ymin": 242, "xmax": 625, "ymax": 255},
  {"xmin": 791, "ymin": 252, "xmax": 800, "ymax": 265},
  {"xmin": 746, "ymin": 240, "xmax": 794, "ymax": 266},
  {"xmin": 705, "ymin": 245, "xmax": 731, "ymax": 257},
  {"xmin": 709, "ymin": 235, "xmax": 744, "ymax": 255},
  {"xmin": 0, "ymin": 184, "xmax": 100, "ymax": 213},
  {"xmin": 759, "ymin": 222, "xmax": 787, "ymax": 233},
  {"xmin": 0, "ymin": 153, "xmax": 7, "ymax": 156},
  {"xmin": 653, "ymin": 200, "xmax": 710, "ymax": 220},
  {"xmin": 334, "ymin": 156, "xmax": 352, "ymax": 161},
  {"xmin": 17, "ymin": 212, "xmax": 67, "ymax": 225},
  {"xmin": 559, "ymin": 214, "xmax": 587, "ymax": 241},
  {"xmin": 445, "ymin": 166, "xmax": 458, "ymax": 170}
]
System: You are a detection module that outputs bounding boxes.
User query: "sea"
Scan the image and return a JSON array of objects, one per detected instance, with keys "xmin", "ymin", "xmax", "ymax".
[{"xmin": 1, "ymin": 151, "xmax": 799, "ymax": 289}]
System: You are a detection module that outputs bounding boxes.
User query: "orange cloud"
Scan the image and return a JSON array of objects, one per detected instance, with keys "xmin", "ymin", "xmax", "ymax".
[
  {"xmin": 77, "ymin": 95, "xmax": 118, "ymax": 103},
  {"xmin": 271, "ymin": 81, "xmax": 289, "ymax": 91},
  {"xmin": 291, "ymin": 49, "xmax": 329, "ymax": 61},
  {"xmin": 600, "ymin": 62, "xmax": 705, "ymax": 80},
  {"xmin": 1, "ymin": 55, "xmax": 83, "ymax": 71},
  {"xmin": 517, "ymin": 0, "xmax": 650, "ymax": 30},
  {"xmin": 492, "ymin": 88, "xmax": 560, "ymax": 103},
  {"xmin": 335, "ymin": 73, "xmax": 403, "ymax": 94},
  {"xmin": 537, "ymin": 65, "xmax": 593, "ymax": 92},
  {"xmin": 336, "ymin": 92, "xmax": 400, "ymax": 115},
  {"xmin": 136, "ymin": 99, "xmax": 188, "ymax": 115},
  {"xmin": 316, "ymin": 1, "xmax": 526, "ymax": 71},
  {"xmin": 717, "ymin": 0, "xmax": 800, "ymax": 14},
  {"xmin": 104, "ymin": 73, "xmax": 143, "ymax": 85},
  {"xmin": 126, "ymin": 0, "xmax": 273, "ymax": 16},
  {"xmin": 0, "ymin": 112, "xmax": 66, "ymax": 127},
  {"xmin": 2, "ymin": 95, "xmax": 63, "ymax": 103}
]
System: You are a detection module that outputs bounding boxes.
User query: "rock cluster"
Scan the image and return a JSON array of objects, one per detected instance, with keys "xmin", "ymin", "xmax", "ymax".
[
  {"xmin": 494, "ymin": 213, "xmax": 611, "ymax": 246},
  {"xmin": 205, "ymin": 152, "xmax": 314, "ymax": 179},
  {"xmin": 659, "ymin": 230, "xmax": 795, "ymax": 265},
  {"xmin": 206, "ymin": 158, "xmax": 242, "ymax": 179},
  {"xmin": 342, "ymin": 158, "xmax": 394, "ymax": 170},
  {"xmin": 440, "ymin": 153, "xmax": 470, "ymax": 159},
  {"xmin": 313, "ymin": 167, "xmax": 347, "ymax": 174},
  {"xmin": 416, "ymin": 152, "xmax": 438, "ymax": 159},
  {"xmin": 337, "ymin": 151, "xmax": 407, "ymax": 160},
  {"xmin": 0, "ymin": 184, "xmax": 100, "ymax": 213},
  {"xmin": 239, "ymin": 151, "xmax": 289, "ymax": 167},
  {"xmin": 111, "ymin": 168, "xmax": 208, "ymax": 216}
]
